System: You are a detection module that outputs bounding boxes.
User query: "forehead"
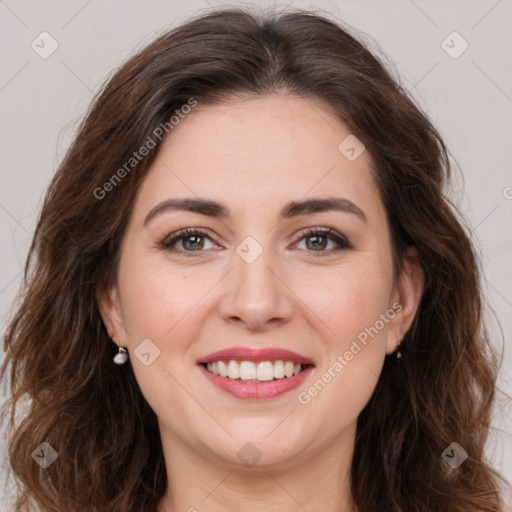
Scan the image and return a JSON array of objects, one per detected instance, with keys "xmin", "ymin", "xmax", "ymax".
[{"xmin": 132, "ymin": 94, "xmax": 385, "ymax": 227}]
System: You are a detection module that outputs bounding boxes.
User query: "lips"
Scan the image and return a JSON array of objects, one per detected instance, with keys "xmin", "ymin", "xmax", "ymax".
[
  {"xmin": 197, "ymin": 347, "xmax": 315, "ymax": 400},
  {"xmin": 197, "ymin": 347, "xmax": 315, "ymax": 365},
  {"xmin": 199, "ymin": 364, "xmax": 314, "ymax": 400}
]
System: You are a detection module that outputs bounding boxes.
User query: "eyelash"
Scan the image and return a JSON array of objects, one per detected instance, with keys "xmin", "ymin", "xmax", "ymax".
[{"xmin": 158, "ymin": 227, "xmax": 354, "ymax": 257}]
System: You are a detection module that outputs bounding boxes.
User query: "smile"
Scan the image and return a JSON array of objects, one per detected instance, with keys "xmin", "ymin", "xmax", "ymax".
[
  {"xmin": 204, "ymin": 359, "xmax": 308, "ymax": 382},
  {"xmin": 197, "ymin": 347, "xmax": 315, "ymax": 400}
]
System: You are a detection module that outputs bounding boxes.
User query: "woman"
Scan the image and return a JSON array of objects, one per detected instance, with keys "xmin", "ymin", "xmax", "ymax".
[{"xmin": 1, "ymin": 6, "xmax": 508, "ymax": 512}]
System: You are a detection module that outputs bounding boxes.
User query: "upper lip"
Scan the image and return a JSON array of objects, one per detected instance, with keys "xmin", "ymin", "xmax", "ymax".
[{"xmin": 197, "ymin": 347, "xmax": 315, "ymax": 366}]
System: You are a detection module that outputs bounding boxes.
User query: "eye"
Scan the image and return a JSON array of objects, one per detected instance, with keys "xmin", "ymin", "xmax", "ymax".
[
  {"xmin": 158, "ymin": 227, "xmax": 353, "ymax": 257},
  {"xmin": 159, "ymin": 228, "xmax": 220, "ymax": 255},
  {"xmin": 294, "ymin": 227, "xmax": 353, "ymax": 255}
]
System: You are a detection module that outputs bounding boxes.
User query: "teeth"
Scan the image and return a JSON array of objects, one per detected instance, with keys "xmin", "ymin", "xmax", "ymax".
[
  {"xmin": 240, "ymin": 361, "xmax": 257, "ymax": 381},
  {"xmin": 205, "ymin": 359, "xmax": 306, "ymax": 381},
  {"xmin": 274, "ymin": 360, "xmax": 285, "ymax": 378},
  {"xmin": 227, "ymin": 360, "xmax": 240, "ymax": 379},
  {"xmin": 256, "ymin": 361, "xmax": 274, "ymax": 381},
  {"xmin": 217, "ymin": 360, "xmax": 228, "ymax": 377}
]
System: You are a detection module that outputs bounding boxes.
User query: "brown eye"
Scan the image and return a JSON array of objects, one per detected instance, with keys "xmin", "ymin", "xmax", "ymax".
[{"xmin": 160, "ymin": 228, "xmax": 219, "ymax": 254}]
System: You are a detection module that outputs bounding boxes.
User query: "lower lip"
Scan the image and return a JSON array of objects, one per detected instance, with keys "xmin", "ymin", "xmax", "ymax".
[{"xmin": 199, "ymin": 364, "xmax": 314, "ymax": 400}]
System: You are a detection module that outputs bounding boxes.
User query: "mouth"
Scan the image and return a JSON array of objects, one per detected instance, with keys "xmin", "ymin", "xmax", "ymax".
[
  {"xmin": 197, "ymin": 347, "xmax": 315, "ymax": 400},
  {"xmin": 200, "ymin": 360, "xmax": 314, "ymax": 382}
]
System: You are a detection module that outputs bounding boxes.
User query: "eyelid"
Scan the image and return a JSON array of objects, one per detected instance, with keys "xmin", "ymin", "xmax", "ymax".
[
  {"xmin": 159, "ymin": 227, "xmax": 221, "ymax": 249},
  {"xmin": 292, "ymin": 227, "xmax": 354, "ymax": 251},
  {"xmin": 159, "ymin": 226, "xmax": 353, "ymax": 254}
]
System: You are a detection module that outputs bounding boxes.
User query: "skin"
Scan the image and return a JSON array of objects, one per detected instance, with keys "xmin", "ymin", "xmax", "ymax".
[{"xmin": 98, "ymin": 94, "xmax": 424, "ymax": 512}]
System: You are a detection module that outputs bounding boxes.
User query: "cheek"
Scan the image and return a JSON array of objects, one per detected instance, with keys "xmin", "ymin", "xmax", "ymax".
[
  {"xmin": 291, "ymin": 259, "xmax": 391, "ymax": 345},
  {"xmin": 119, "ymin": 253, "xmax": 211, "ymax": 341},
  {"xmin": 293, "ymin": 260, "xmax": 391, "ymax": 407},
  {"xmin": 116, "ymin": 256, "xmax": 209, "ymax": 410}
]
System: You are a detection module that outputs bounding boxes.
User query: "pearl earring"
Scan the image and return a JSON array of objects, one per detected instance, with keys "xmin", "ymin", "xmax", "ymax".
[
  {"xmin": 113, "ymin": 338, "xmax": 129, "ymax": 365},
  {"xmin": 396, "ymin": 342, "xmax": 402, "ymax": 360}
]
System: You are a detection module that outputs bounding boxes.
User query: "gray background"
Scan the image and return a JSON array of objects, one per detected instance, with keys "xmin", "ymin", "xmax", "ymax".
[{"xmin": 1, "ymin": 0, "xmax": 511, "ymax": 506}]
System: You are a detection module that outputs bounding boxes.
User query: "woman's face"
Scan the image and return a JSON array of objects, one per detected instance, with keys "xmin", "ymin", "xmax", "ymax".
[{"xmin": 99, "ymin": 94, "xmax": 422, "ymax": 469}]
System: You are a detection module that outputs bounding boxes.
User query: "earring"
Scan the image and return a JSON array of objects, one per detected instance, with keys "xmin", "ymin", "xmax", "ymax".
[
  {"xmin": 113, "ymin": 338, "xmax": 129, "ymax": 365},
  {"xmin": 396, "ymin": 342, "xmax": 402, "ymax": 360}
]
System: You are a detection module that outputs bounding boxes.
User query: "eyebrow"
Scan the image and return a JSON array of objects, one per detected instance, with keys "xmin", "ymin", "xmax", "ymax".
[{"xmin": 143, "ymin": 196, "xmax": 368, "ymax": 226}]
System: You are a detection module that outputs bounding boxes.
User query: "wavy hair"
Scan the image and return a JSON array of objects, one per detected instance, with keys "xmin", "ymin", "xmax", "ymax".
[{"xmin": 1, "ymin": 6, "xmax": 508, "ymax": 512}]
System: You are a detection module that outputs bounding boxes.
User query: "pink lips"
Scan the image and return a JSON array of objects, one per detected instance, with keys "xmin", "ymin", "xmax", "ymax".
[
  {"xmin": 197, "ymin": 347, "xmax": 315, "ymax": 400},
  {"xmin": 197, "ymin": 347, "xmax": 315, "ymax": 365},
  {"xmin": 199, "ymin": 365, "xmax": 313, "ymax": 400}
]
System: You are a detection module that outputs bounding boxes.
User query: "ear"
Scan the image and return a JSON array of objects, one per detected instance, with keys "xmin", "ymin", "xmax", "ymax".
[
  {"xmin": 96, "ymin": 283, "xmax": 127, "ymax": 347},
  {"xmin": 386, "ymin": 246, "xmax": 424, "ymax": 354}
]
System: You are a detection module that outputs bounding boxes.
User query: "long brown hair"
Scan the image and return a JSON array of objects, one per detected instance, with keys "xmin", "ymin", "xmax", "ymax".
[{"xmin": 1, "ymin": 6, "xmax": 508, "ymax": 511}]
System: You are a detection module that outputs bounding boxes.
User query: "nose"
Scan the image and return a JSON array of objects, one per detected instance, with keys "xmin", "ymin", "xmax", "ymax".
[{"xmin": 217, "ymin": 244, "xmax": 294, "ymax": 332}]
